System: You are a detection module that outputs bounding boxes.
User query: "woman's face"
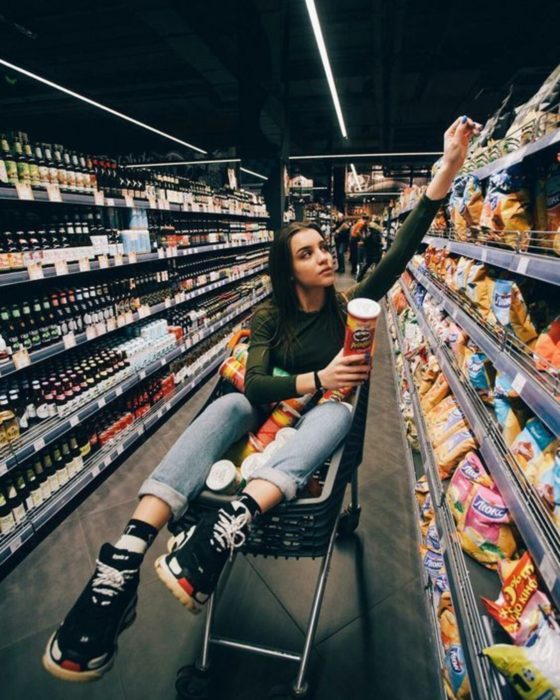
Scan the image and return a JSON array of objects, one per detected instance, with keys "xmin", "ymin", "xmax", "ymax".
[{"xmin": 290, "ymin": 229, "xmax": 335, "ymax": 289}]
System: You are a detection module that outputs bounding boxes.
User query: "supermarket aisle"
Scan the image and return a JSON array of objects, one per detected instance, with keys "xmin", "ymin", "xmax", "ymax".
[{"xmin": 0, "ymin": 275, "xmax": 439, "ymax": 700}]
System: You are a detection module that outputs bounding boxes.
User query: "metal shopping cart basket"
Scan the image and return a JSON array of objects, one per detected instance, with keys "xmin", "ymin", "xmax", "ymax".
[{"xmin": 170, "ymin": 331, "xmax": 370, "ymax": 699}]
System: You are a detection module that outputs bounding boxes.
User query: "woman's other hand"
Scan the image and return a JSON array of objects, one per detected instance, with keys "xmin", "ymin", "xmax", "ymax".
[{"xmin": 318, "ymin": 350, "xmax": 370, "ymax": 390}]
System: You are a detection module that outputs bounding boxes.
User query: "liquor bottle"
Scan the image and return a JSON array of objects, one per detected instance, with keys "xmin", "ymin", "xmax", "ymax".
[
  {"xmin": 33, "ymin": 455, "xmax": 51, "ymax": 502},
  {"xmin": 43, "ymin": 452, "xmax": 59, "ymax": 495},
  {"xmin": 25, "ymin": 464, "xmax": 43, "ymax": 509},
  {"xmin": 52, "ymin": 444, "xmax": 68, "ymax": 488},
  {"xmin": 5, "ymin": 477, "xmax": 25, "ymax": 524},
  {"xmin": 69, "ymin": 434, "xmax": 84, "ymax": 473},
  {"xmin": 0, "ymin": 488, "xmax": 16, "ymax": 535},
  {"xmin": 15, "ymin": 470, "xmax": 33, "ymax": 513}
]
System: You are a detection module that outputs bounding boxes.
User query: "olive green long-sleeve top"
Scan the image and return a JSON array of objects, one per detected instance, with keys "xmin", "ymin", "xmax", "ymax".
[{"xmin": 244, "ymin": 194, "xmax": 441, "ymax": 404}]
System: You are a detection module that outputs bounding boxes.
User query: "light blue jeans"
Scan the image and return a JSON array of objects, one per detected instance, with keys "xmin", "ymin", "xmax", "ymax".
[{"xmin": 138, "ymin": 392, "xmax": 353, "ymax": 519}]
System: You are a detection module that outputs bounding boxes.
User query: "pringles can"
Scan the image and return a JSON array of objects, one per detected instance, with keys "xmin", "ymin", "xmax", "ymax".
[{"xmin": 343, "ymin": 298, "xmax": 381, "ymax": 362}]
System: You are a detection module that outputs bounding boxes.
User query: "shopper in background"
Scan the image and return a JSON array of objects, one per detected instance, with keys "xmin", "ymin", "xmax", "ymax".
[
  {"xmin": 358, "ymin": 216, "xmax": 384, "ymax": 281},
  {"xmin": 333, "ymin": 217, "xmax": 351, "ymax": 273},
  {"xmin": 43, "ymin": 116, "xmax": 481, "ymax": 683},
  {"xmin": 349, "ymin": 215, "xmax": 368, "ymax": 275}
]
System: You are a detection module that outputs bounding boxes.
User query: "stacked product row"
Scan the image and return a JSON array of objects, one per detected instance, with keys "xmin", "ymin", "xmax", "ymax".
[{"xmin": 388, "ymin": 288, "xmax": 560, "ymax": 700}]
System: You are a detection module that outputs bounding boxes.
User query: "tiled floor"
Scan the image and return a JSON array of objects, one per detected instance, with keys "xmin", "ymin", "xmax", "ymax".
[{"xmin": 0, "ymin": 271, "xmax": 440, "ymax": 699}]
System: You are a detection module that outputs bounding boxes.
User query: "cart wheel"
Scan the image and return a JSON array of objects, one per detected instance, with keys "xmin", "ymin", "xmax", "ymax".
[
  {"xmin": 175, "ymin": 664, "xmax": 211, "ymax": 700},
  {"xmin": 268, "ymin": 681, "xmax": 310, "ymax": 699},
  {"xmin": 337, "ymin": 506, "xmax": 361, "ymax": 536}
]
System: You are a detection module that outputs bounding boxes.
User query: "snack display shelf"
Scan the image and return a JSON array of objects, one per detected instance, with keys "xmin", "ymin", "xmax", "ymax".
[
  {"xmin": 386, "ymin": 295, "xmax": 504, "ymax": 700},
  {"xmin": 400, "ymin": 280, "xmax": 560, "ymax": 610},
  {"xmin": 408, "ymin": 264, "xmax": 560, "ymax": 437},
  {"xmin": 0, "ymin": 290, "xmax": 270, "ymax": 478},
  {"xmin": 462, "ymin": 127, "xmax": 560, "ymax": 181},
  {"xmin": 0, "ymin": 263, "xmax": 268, "ymax": 380},
  {"xmin": 384, "ymin": 300, "xmax": 447, "ymax": 700},
  {"xmin": 423, "ymin": 234, "xmax": 560, "ymax": 287},
  {"xmin": 0, "ymin": 185, "xmax": 270, "ymax": 219},
  {"xmin": 0, "ymin": 347, "xmax": 228, "ymax": 571},
  {"xmin": 0, "ymin": 238, "xmax": 271, "ymax": 288}
]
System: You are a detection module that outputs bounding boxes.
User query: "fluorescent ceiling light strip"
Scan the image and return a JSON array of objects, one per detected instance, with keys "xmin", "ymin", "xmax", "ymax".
[
  {"xmin": 304, "ymin": 0, "xmax": 348, "ymax": 139},
  {"xmin": 0, "ymin": 57, "xmax": 207, "ymax": 154},
  {"xmin": 290, "ymin": 151, "xmax": 442, "ymax": 160},
  {"xmin": 126, "ymin": 158, "xmax": 240, "ymax": 168},
  {"xmin": 240, "ymin": 167, "xmax": 268, "ymax": 181},
  {"xmin": 350, "ymin": 163, "xmax": 362, "ymax": 191}
]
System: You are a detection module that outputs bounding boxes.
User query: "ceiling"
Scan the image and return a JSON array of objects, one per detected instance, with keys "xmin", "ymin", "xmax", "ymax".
[{"xmin": 1, "ymin": 0, "xmax": 559, "ymax": 188}]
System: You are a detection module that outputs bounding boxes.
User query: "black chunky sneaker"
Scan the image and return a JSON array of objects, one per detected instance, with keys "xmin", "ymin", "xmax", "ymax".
[
  {"xmin": 155, "ymin": 500, "xmax": 251, "ymax": 613},
  {"xmin": 42, "ymin": 543, "xmax": 142, "ymax": 682}
]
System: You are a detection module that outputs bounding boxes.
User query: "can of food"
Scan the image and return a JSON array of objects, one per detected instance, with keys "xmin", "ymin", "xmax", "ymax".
[
  {"xmin": 240, "ymin": 453, "xmax": 265, "ymax": 481},
  {"xmin": 219, "ymin": 357, "xmax": 245, "ymax": 392},
  {"xmin": 343, "ymin": 298, "xmax": 381, "ymax": 362},
  {"xmin": 275, "ymin": 427, "xmax": 298, "ymax": 444},
  {"xmin": 206, "ymin": 459, "xmax": 242, "ymax": 494},
  {"xmin": 253, "ymin": 402, "xmax": 300, "ymax": 448},
  {"xmin": 232, "ymin": 343, "xmax": 249, "ymax": 365}
]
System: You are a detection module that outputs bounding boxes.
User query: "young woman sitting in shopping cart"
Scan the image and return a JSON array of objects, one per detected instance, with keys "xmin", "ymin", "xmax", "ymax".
[{"xmin": 43, "ymin": 117, "xmax": 481, "ymax": 682}]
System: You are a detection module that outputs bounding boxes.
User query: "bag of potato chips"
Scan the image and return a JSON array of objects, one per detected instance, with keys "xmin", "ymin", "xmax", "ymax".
[
  {"xmin": 447, "ymin": 452, "xmax": 495, "ymax": 523},
  {"xmin": 420, "ymin": 372, "xmax": 451, "ymax": 413},
  {"xmin": 481, "ymin": 552, "xmax": 553, "ymax": 646},
  {"xmin": 484, "ymin": 622, "xmax": 560, "ymax": 700},
  {"xmin": 443, "ymin": 645, "xmax": 471, "ymax": 700},
  {"xmin": 434, "ymin": 428, "xmax": 477, "ymax": 479},
  {"xmin": 456, "ymin": 483, "xmax": 518, "ymax": 568},
  {"xmin": 480, "ymin": 164, "xmax": 532, "ymax": 251},
  {"xmin": 489, "ymin": 279, "xmax": 538, "ymax": 346},
  {"xmin": 525, "ymin": 440, "xmax": 560, "ymax": 526},
  {"xmin": 534, "ymin": 317, "xmax": 560, "ymax": 372},
  {"xmin": 429, "ymin": 406, "xmax": 468, "ymax": 447},
  {"xmin": 510, "ymin": 417, "xmax": 555, "ymax": 473}
]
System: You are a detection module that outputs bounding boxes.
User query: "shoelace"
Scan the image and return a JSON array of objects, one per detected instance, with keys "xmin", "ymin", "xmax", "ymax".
[
  {"xmin": 212, "ymin": 509, "xmax": 251, "ymax": 560},
  {"xmin": 91, "ymin": 560, "xmax": 136, "ymax": 606}
]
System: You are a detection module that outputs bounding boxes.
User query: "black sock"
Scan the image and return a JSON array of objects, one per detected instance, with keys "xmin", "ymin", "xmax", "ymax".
[
  {"xmin": 114, "ymin": 518, "xmax": 158, "ymax": 555},
  {"xmin": 234, "ymin": 493, "xmax": 262, "ymax": 520}
]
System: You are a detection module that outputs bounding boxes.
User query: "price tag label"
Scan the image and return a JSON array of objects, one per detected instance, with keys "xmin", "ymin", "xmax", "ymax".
[
  {"xmin": 26, "ymin": 261, "xmax": 44, "ymax": 280},
  {"xmin": 16, "ymin": 183, "xmax": 34, "ymax": 201},
  {"xmin": 115, "ymin": 386, "xmax": 123, "ymax": 396},
  {"xmin": 480, "ymin": 248, "xmax": 488, "ymax": 263},
  {"xmin": 46, "ymin": 183, "xmax": 62, "ymax": 202},
  {"xmin": 79, "ymin": 257, "xmax": 91, "ymax": 273},
  {"xmin": 116, "ymin": 443, "xmax": 125, "ymax": 456},
  {"xmin": 139, "ymin": 370, "xmax": 146, "ymax": 380},
  {"xmin": 539, "ymin": 552, "xmax": 557, "ymax": 591},
  {"xmin": 0, "ymin": 462, "xmax": 7, "ymax": 477},
  {"xmin": 516, "ymin": 256, "xmax": 530, "ymax": 275},
  {"xmin": 124, "ymin": 194, "xmax": 134, "ymax": 209},
  {"xmin": 157, "ymin": 248, "xmax": 166, "ymax": 259},
  {"xmin": 106, "ymin": 197, "xmax": 115, "ymax": 207},
  {"xmin": 114, "ymin": 253, "xmax": 123, "ymax": 267},
  {"xmin": 92, "ymin": 465, "xmax": 101, "ymax": 477},
  {"xmin": 63, "ymin": 332, "xmax": 77, "ymax": 350},
  {"xmin": 54, "ymin": 259, "xmax": 69, "ymax": 276},
  {"xmin": 164, "ymin": 298, "xmax": 172, "ymax": 309},
  {"xmin": 85, "ymin": 326, "xmax": 97, "ymax": 341},
  {"xmin": 70, "ymin": 415, "xmax": 80, "ymax": 427},
  {"xmin": 94, "ymin": 191, "xmax": 105, "ymax": 206},
  {"xmin": 138, "ymin": 305, "xmax": 151, "ymax": 319},
  {"xmin": 33, "ymin": 437, "xmax": 46, "ymax": 452},
  {"xmin": 97, "ymin": 254, "xmax": 109, "ymax": 269},
  {"xmin": 160, "ymin": 357, "xmax": 167, "ymax": 367},
  {"xmin": 511, "ymin": 372, "xmax": 527, "ymax": 395},
  {"xmin": 98, "ymin": 397, "xmax": 106, "ymax": 408},
  {"xmin": 10, "ymin": 536, "xmax": 23, "ymax": 554},
  {"xmin": 13, "ymin": 347, "xmax": 31, "ymax": 370},
  {"xmin": 128, "ymin": 252, "xmax": 137, "ymax": 264}
]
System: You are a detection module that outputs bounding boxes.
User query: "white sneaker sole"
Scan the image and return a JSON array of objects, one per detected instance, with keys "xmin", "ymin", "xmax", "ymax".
[
  {"xmin": 154, "ymin": 555, "xmax": 202, "ymax": 615},
  {"xmin": 41, "ymin": 603, "xmax": 136, "ymax": 683}
]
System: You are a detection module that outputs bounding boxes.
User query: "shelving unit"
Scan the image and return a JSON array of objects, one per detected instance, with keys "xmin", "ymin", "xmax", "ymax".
[
  {"xmin": 0, "ymin": 342, "xmax": 232, "ymax": 569},
  {"xmin": 423, "ymin": 233, "xmax": 560, "ymax": 287},
  {"xmin": 407, "ymin": 264, "xmax": 560, "ymax": 437},
  {"xmin": 399, "ymin": 280, "xmax": 560, "ymax": 610},
  {"xmin": 0, "ymin": 262, "xmax": 268, "ymax": 379},
  {"xmin": 0, "ymin": 289, "xmax": 269, "ymax": 479},
  {"xmin": 386, "ymin": 295, "xmax": 505, "ymax": 700}
]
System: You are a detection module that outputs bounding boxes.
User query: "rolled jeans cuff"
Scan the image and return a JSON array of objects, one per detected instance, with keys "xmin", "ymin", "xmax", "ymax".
[
  {"xmin": 247, "ymin": 466, "xmax": 298, "ymax": 501},
  {"xmin": 138, "ymin": 478, "xmax": 188, "ymax": 521}
]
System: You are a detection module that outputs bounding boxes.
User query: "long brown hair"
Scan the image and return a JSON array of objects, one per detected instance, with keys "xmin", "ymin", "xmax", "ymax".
[{"xmin": 266, "ymin": 221, "xmax": 345, "ymax": 362}]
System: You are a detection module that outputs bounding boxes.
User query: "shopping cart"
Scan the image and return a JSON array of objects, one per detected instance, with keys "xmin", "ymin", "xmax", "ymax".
[{"xmin": 170, "ymin": 332, "xmax": 370, "ymax": 699}]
